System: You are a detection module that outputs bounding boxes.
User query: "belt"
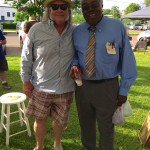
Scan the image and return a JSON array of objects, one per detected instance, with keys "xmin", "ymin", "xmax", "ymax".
[{"xmin": 85, "ymin": 77, "xmax": 118, "ymax": 83}]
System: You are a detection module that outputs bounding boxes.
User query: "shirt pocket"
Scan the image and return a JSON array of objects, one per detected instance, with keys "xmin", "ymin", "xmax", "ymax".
[{"xmin": 101, "ymin": 42, "xmax": 119, "ymax": 64}]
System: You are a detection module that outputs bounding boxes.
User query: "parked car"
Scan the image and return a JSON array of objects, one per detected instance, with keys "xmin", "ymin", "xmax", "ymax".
[
  {"xmin": 142, "ymin": 24, "xmax": 150, "ymax": 30},
  {"xmin": 16, "ymin": 22, "xmax": 21, "ymax": 34},
  {"xmin": 129, "ymin": 23, "xmax": 143, "ymax": 30},
  {"xmin": 137, "ymin": 30, "xmax": 150, "ymax": 41},
  {"xmin": 18, "ymin": 21, "xmax": 26, "ymax": 48},
  {"xmin": 125, "ymin": 23, "xmax": 133, "ymax": 29}
]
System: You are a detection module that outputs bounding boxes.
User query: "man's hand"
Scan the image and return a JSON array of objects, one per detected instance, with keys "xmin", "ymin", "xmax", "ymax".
[
  {"xmin": 23, "ymin": 81, "xmax": 34, "ymax": 98},
  {"xmin": 117, "ymin": 95, "xmax": 127, "ymax": 106},
  {"xmin": 69, "ymin": 66, "xmax": 82, "ymax": 79}
]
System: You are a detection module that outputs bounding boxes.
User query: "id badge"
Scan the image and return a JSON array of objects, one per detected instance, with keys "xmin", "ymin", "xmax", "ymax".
[{"xmin": 106, "ymin": 42, "xmax": 116, "ymax": 54}]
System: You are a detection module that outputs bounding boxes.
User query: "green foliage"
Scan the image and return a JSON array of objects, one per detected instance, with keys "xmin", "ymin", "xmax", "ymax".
[
  {"xmin": 11, "ymin": 0, "xmax": 44, "ymax": 20},
  {"xmin": 72, "ymin": 13, "xmax": 84, "ymax": 24},
  {"xmin": 10, "ymin": 0, "xmax": 81, "ymax": 21},
  {"xmin": 103, "ymin": 9, "xmax": 111, "ymax": 15},
  {"xmin": 110, "ymin": 6, "xmax": 121, "ymax": 19},
  {"xmin": 72, "ymin": 9, "xmax": 84, "ymax": 24},
  {"xmin": 14, "ymin": 12, "xmax": 28, "ymax": 22},
  {"xmin": 121, "ymin": 19, "xmax": 132, "ymax": 24},
  {"xmin": 124, "ymin": 3, "xmax": 141, "ymax": 14},
  {"xmin": 72, "ymin": 0, "xmax": 80, "ymax": 10},
  {"xmin": 1, "ymin": 22, "xmax": 16, "ymax": 29},
  {"xmin": 144, "ymin": 0, "xmax": 150, "ymax": 6}
]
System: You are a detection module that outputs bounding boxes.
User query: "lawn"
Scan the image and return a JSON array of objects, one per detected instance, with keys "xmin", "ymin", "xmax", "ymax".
[
  {"xmin": 129, "ymin": 31, "xmax": 140, "ymax": 36},
  {"xmin": 0, "ymin": 50, "xmax": 150, "ymax": 150}
]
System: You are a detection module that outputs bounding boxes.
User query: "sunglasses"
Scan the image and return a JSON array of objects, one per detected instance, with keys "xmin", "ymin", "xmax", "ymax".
[
  {"xmin": 50, "ymin": 4, "xmax": 68, "ymax": 11},
  {"xmin": 82, "ymin": 1, "xmax": 100, "ymax": 11}
]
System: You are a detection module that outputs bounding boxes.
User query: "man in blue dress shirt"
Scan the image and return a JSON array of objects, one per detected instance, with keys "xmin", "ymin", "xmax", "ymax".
[{"xmin": 69, "ymin": 0, "xmax": 137, "ymax": 149}]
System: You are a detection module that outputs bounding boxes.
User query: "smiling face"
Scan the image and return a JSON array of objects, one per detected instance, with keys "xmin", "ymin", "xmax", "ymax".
[
  {"xmin": 81, "ymin": 0, "xmax": 103, "ymax": 26},
  {"xmin": 49, "ymin": 0, "xmax": 69, "ymax": 25}
]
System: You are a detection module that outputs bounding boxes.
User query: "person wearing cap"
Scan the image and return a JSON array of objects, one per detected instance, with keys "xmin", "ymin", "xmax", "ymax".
[
  {"xmin": 20, "ymin": 0, "xmax": 74, "ymax": 150},
  {"xmin": 29, "ymin": 16, "xmax": 38, "ymax": 26},
  {"xmin": 69, "ymin": 0, "xmax": 137, "ymax": 149}
]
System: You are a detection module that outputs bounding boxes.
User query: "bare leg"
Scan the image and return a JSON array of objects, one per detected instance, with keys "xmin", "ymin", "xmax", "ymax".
[
  {"xmin": 52, "ymin": 121, "xmax": 64, "ymax": 147},
  {"xmin": 34, "ymin": 118, "xmax": 47, "ymax": 149},
  {"xmin": 0, "ymin": 71, "xmax": 6, "ymax": 81}
]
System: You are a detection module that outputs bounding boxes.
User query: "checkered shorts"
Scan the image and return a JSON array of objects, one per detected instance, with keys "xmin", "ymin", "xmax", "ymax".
[{"xmin": 25, "ymin": 89, "xmax": 73, "ymax": 127}]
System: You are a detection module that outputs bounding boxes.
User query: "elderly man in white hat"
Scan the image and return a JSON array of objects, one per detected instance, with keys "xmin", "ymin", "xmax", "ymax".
[{"xmin": 20, "ymin": 0, "xmax": 74, "ymax": 150}]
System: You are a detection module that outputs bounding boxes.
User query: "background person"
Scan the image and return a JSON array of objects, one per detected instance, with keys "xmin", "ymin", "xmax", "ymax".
[
  {"xmin": 22, "ymin": 18, "xmax": 37, "ymax": 45},
  {"xmin": 0, "ymin": 29, "xmax": 11, "ymax": 89},
  {"xmin": 29, "ymin": 15, "xmax": 38, "ymax": 26},
  {"xmin": 22, "ymin": 21, "xmax": 32, "ymax": 43},
  {"xmin": 69, "ymin": 0, "xmax": 137, "ymax": 149},
  {"xmin": 20, "ymin": 0, "xmax": 74, "ymax": 150}
]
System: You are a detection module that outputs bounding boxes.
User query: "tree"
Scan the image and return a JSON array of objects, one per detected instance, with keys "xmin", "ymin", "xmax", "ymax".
[
  {"xmin": 72, "ymin": 0, "xmax": 80, "ymax": 10},
  {"xmin": 8, "ymin": 0, "xmax": 45, "ymax": 21},
  {"xmin": 103, "ymin": 9, "xmax": 111, "ymax": 15},
  {"xmin": 14, "ymin": 12, "xmax": 29, "ymax": 22},
  {"xmin": 5, "ymin": 0, "xmax": 81, "ymax": 22},
  {"xmin": 124, "ymin": 3, "xmax": 141, "ymax": 14},
  {"xmin": 110, "ymin": 6, "xmax": 121, "ymax": 19},
  {"xmin": 144, "ymin": 0, "xmax": 150, "ymax": 6}
]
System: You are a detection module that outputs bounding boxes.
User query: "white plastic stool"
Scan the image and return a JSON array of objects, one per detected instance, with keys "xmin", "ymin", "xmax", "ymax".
[{"xmin": 0, "ymin": 92, "xmax": 31, "ymax": 146}]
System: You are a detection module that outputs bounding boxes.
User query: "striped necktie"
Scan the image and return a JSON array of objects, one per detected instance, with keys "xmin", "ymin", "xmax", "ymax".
[{"xmin": 85, "ymin": 26, "xmax": 96, "ymax": 78}]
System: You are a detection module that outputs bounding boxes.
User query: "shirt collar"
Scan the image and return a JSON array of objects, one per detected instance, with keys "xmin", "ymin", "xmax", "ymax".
[
  {"xmin": 85, "ymin": 16, "xmax": 108, "ymax": 32},
  {"xmin": 47, "ymin": 19, "xmax": 70, "ymax": 30}
]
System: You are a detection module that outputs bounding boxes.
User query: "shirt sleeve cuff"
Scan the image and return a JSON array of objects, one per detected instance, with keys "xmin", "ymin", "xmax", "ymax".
[
  {"xmin": 119, "ymin": 87, "xmax": 129, "ymax": 96},
  {"xmin": 71, "ymin": 60, "xmax": 78, "ymax": 66},
  {"xmin": 20, "ymin": 75, "xmax": 31, "ymax": 82}
]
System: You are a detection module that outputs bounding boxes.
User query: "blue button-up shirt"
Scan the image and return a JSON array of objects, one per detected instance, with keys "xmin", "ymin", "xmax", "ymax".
[{"xmin": 72, "ymin": 16, "xmax": 137, "ymax": 96}]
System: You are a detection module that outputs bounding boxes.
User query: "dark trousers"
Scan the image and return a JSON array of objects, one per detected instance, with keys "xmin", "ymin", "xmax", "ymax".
[{"xmin": 75, "ymin": 77, "xmax": 119, "ymax": 150}]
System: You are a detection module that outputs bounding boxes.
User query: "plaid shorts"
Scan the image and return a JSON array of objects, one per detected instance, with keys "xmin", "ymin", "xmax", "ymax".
[{"xmin": 25, "ymin": 89, "xmax": 73, "ymax": 127}]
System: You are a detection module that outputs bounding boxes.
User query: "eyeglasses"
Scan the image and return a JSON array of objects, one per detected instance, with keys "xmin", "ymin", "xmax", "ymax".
[
  {"xmin": 82, "ymin": 1, "xmax": 100, "ymax": 11},
  {"xmin": 50, "ymin": 4, "xmax": 68, "ymax": 11}
]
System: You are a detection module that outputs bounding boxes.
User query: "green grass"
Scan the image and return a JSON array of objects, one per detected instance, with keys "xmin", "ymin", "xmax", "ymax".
[
  {"xmin": 0, "ymin": 50, "xmax": 150, "ymax": 150},
  {"xmin": 3, "ymin": 29, "xmax": 16, "ymax": 33},
  {"xmin": 129, "ymin": 31, "xmax": 139, "ymax": 36}
]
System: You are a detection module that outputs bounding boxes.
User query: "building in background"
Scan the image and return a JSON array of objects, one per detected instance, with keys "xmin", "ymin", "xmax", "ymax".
[{"xmin": 0, "ymin": 3, "xmax": 17, "ymax": 22}]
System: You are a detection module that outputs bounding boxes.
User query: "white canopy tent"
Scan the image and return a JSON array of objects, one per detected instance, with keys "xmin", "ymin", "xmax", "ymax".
[{"xmin": 122, "ymin": 6, "xmax": 150, "ymax": 20}]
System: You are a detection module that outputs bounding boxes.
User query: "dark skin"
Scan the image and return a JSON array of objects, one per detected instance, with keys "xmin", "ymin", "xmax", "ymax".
[
  {"xmin": 81, "ymin": 0, "xmax": 103, "ymax": 26},
  {"xmin": 70, "ymin": 0, "xmax": 127, "ymax": 106}
]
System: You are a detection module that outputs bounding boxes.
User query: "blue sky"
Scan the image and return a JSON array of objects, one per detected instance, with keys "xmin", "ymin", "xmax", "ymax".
[{"xmin": 103, "ymin": 0, "xmax": 145, "ymax": 10}]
